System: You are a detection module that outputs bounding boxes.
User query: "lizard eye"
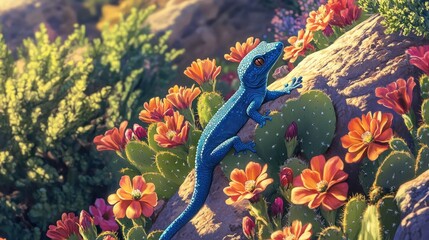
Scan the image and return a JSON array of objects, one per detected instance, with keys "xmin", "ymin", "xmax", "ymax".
[{"xmin": 254, "ymin": 58, "xmax": 264, "ymax": 67}]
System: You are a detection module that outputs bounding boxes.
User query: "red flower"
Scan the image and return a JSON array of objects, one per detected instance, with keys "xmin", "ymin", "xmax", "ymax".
[
  {"xmin": 224, "ymin": 37, "xmax": 261, "ymax": 63},
  {"xmin": 89, "ymin": 198, "xmax": 119, "ymax": 232},
  {"xmin": 327, "ymin": 0, "xmax": 362, "ymax": 28},
  {"xmin": 291, "ymin": 155, "xmax": 349, "ymax": 211},
  {"xmin": 125, "ymin": 124, "xmax": 147, "ymax": 141},
  {"xmin": 93, "ymin": 121, "xmax": 128, "ymax": 152},
  {"xmin": 341, "ymin": 112, "xmax": 393, "ymax": 163},
  {"xmin": 46, "ymin": 212, "xmax": 81, "ymax": 240},
  {"xmin": 139, "ymin": 97, "xmax": 174, "ymax": 124},
  {"xmin": 375, "ymin": 77, "xmax": 416, "ymax": 115},
  {"xmin": 271, "ymin": 197, "xmax": 284, "ymax": 216},
  {"xmin": 107, "ymin": 175, "xmax": 158, "ymax": 219},
  {"xmin": 154, "ymin": 111, "xmax": 190, "ymax": 148},
  {"xmin": 279, "ymin": 167, "xmax": 294, "ymax": 188},
  {"xmin": 242, "ymin": 216, "xmax": 256, "ymax": 239},
  {"xmin": 406, "ymin": 45, "xmax": 429, "ymax": 76}
]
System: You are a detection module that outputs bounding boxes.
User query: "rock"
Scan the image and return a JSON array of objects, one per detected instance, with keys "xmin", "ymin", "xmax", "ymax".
[
  {"xmin": 238, "ymin": 15, "xmax": 428, "ymax": 191},
  {"xmin": 146, "ymin": 0, "xmax": 274, "ymax": 70},
  {"xmin": 394, "ymin": 170, "xmax": 429, "ymax": 240},
  {"xmin": 150, "ymin": 166, "xmax": 247, "ymax": 239},
  {"xmin": 0, "ymin": 0, "xmax": 77, "ymax": 49},
  {"xmin": 395, "ymin": 170, "xmax": 429, "ymax": 217}
]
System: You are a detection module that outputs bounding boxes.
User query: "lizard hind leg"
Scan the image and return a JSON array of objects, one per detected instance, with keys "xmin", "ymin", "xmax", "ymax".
[{"xmin": 209, "ymin": 136, "xmax": 256, "ymax": 164}]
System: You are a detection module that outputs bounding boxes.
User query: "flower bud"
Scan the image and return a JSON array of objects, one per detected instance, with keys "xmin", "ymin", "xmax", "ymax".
[
  {"xmin": 242, "ymin": 216, "xmax": 255, "ymax": 239},
  {"xmin": 279, "ymin": 167, "xmax": 294, "ymax": 188},
  {"xmin": 271, "ymin": 197, "xmax": 284, "ymax": 216},
  {"xmin": 79, "ymin": 210, "xmax": 97, "ymax": 240},
  {"xmin": 125, "ymin": 129, "xmax": 133, "ymax": 142},
  {"xmin": 285, "ymin": 121, "xmax": 298, "ymax": 141},
  {"xmin": 133, "ymin": 124, "xmax": 147, "ymax": 140},
  {"xmin": 323, "ymin": 24, "xmax": 334, "ymax": 37}
]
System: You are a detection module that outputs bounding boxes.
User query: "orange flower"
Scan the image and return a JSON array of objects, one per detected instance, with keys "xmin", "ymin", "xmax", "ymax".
[
  {"xmin": 184, "ymin": 58, "xmax": 221, "ymax": 85},
  {"xmin": 341, "ymin": 111, "xmax": 393, "ymax": 163},
  {"xmin": 107, "ymin": 175, "xmax": 158, "ymax": 219},
  {"xmin": 283, "ymin": 29, "xmax": 315, "ymax": 63},
  {"xmin": 139, "ymin": 97, "xmax": 174, "ymax": 124},
  {"xmin": 165, "ymin": 85, "xmax": 201, "ymax": 110},
  {"xmin": 271, "ymin": 220, "xmax": 312, "ymax": 240},
  {"xmin": 375, "ymin": 77, "xmax": 416, "ymax": 115},
  {"xmin": 306, "ymin": 5, "xmax": 334, "ymax": 32},
  {"xmin": 224, "ymin": 37, "xmax": 261, "ymax": 63},
  {"xmin": 154, "ymin": 111, "xmax": 190, "ymax": 148},
  {"xmin": 223, "ymin": 161, "xmax": 273, "ymax": 205},
  {"xmin": 291, "ymin": 155, "xmax": 348, "ymax": 211},
  {"xmin": 93, "ymin": 121, "xmax": 128, "ymax": 152},
  {"xmin": 326, "ymin": 0, "xmax": 362, "ymax": 28}
]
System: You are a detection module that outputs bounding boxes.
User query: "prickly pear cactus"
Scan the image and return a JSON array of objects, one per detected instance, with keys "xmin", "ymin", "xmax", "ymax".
[
  {"xmin": 358, "ymin": 205, "xmax": 382, "ymax": 240},
  {"xmin": 281, "ymin": 90, "xmax": 336, "ymax": 159},
  {"xmin": 117, "ymin": 218, "xmax": 134, "ymax": 237},
  {"xmin": 287, "ymin": 204, "xmax": 324, "ymax": 236},
  {"xmin": 342, "ymin": 194, "xmax": 367, "ymax": 240},
  {"xmin": 155, "ymin": 151, "xmax": 191, "ymax": 182},
  {"xmin": 197, "ymin": 91, "xmax": 224, "ymax": 128},
  {"xmin": 374, "ymin": 151, "xmax": 415, "ymax": 192},
  {"xmin": 389, "ymin": 138, "xmax": 411, "ymax": 154},
  {"xmin": 282, "ymin": 157, "xmax": 308, "ymax": 177},
  {"xmin": 147, "ymin": 230, "xmax": 163, "ymax": 240},
  {"xmin": 417, "ymin": 124, "xmax": 429, "ymax": 146},
  {"xmin": 318, "ymin": 226, "xmax": 346, "ymax": 240},
  {"xmin": 359, "ymin": 158, "xmax": 380, "ymax": 195},
  {"xmin": 125, "ymin": 141, "xmax": 157, "ymax": 173},
  {"xmin": 142, "ymin": 172, "xmax": 179, "ymax": 199},
  {"xmin": 420, "ymin": 75, "xmax": 429, "ymax": 100},
  {"xmin": 127, "ymin": 226, "xmax": 146, "ymax": 240},
  {"xmin": 254, "ymin": 111, "xmax": 288, "ymax": 165},
  {"xmin": 421, "ymin": 100, "xmax": 429, "ymax": 125},
  {"xmin": 376, "ymin": 195, "xmax": 400, "ymax": 240},
  {"xmin": 416, "ymin": 144, "xmax": 429, "ymax": 175},
  {"xmin": 147, "ymin": 123, "xmax": 164, "ymax": 152}
]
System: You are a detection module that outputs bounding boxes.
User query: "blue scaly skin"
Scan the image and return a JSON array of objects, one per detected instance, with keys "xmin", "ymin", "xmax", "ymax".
[{"xmin": 160, "ymin": 41, "xmax": 303, "ymax": 239}]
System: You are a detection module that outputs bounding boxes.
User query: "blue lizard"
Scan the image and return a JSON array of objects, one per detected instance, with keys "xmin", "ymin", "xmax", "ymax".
[{"xmin": 159, "ymin": 40, "xmax": 303, "ymax": 240}]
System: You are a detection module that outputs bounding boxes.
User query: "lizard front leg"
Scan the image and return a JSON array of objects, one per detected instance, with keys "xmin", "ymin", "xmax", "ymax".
[
  {"xmin": 264, "ymin": 76, "xmax": 303, "ymax": 103},
  {"xmin": 247, "ymin": 98, "xmax": 272, "ymax": 128}
]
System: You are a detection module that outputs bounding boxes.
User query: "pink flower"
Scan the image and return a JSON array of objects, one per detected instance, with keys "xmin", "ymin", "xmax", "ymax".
[
  {"xmin": 406, "ymin": 45, "xmax": 429, "ymax": 76},
  {"xmin": 89, "ymin": 198, "xmax": 119, "ymax": 232},
  {"xmin": 46, "ymin": 213, "xmax": 81, "ymax": 240}
]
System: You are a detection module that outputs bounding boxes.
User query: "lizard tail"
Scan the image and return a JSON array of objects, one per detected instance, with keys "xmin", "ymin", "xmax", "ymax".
[{"xmin": 159, "ymin": 165, "xmax": 213, "ymax": 240}]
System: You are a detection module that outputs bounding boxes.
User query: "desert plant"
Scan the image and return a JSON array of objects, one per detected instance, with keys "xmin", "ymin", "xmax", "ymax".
[{"xmin": 0, "ymin": 6, "xmax": 182, "ymax": 239}]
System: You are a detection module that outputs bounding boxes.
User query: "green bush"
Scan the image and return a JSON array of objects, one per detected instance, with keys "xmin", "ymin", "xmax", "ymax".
[
  {"xmin": 0, "ymin": 6, "xmax": 182, "ymax": 239},
  {"xmin": 359, "ymin": 0, "xmax": 429, "ymax": 38}
]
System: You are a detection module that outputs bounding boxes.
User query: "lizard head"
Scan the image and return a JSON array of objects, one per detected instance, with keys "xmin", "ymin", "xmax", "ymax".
[{"xmin": 237, "ymin": 41, "xmax": 284, "ymax": 89}]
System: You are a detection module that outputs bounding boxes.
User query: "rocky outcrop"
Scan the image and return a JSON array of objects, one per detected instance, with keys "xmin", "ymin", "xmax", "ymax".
[
  {"xmin": 146, "ymin": 0, "xmax": 274, "ymax": 70},
  {"xmin": 238, "ymin": 15, "xmax": 428, "ymax": 191},
  {"xmin": 0, "ymin": 0, "xmax": 78, "ymax": 48},
  {"xmin": 151, "ymin": 166, "xmax": 247, "ymax": 239},
  {"xmin": 394, "ymin": 170, "xmax": 429, "ymax": 240}
]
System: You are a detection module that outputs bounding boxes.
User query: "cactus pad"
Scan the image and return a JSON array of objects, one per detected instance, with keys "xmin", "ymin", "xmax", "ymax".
[
  {"xmin": 318, "ymin": 226, "xmax": 346, "ymax": 240},
  {"xmin": 374, "ymin": 151, "xmax": 415, "ymax": 192},
  {"xmin": 282, "ymin": 157, "xmax": 308, "ymax": 177},
  {"xmin": 125, "ymin": 141, "xmax": 157, "ymax": 173},
  {"xmin": 281, "ymin": 90, "xmax": 336, "ymax": 159},
  {"xmin": 287, "ymin": 204, "xmax": 324, "ymax": 236},
  {"xmin": 116, "ymin": 218, "xmax": 134, "ymax": 237},
  {"xmin": 197, "ymin": 91, "xmax": 224, "ymax": 128},
  {"xmin": 359, "ymin": 158, "xmax": 380, "ymax": 195},
  {"xmin": 358, "ymin": 205, "xmax": 382, "ymax": 240},
  {"xmin": 389, "ymin": 138, "xmax": 411, "ymax": 154},
  {"xmin": 417, "ymin": 124, "xmax": 429, "ymax": 146},
  {"xmin": 422, "ymin": 99, "xmax": 429, "ymax": 125},
  {"xmin": 376, "ymin": 195, "xmax": 400, "ymax": 240},
  {"xmin": 416, "ymin": 144, "xmax": 429, "ymax": 175},
  {"xmin": 147, "ymin": 123, "xmax": 164, "ymax": 152},
  {"xmin": 127, "ymin": 226, "xmax": 146, "ymax": 240},
  {"xmin": 420, "ymin": 74, "xmax": 429, "ymax": 99},
  {"xmin": 142, "ymin": 172, "xmax": 179, "ymax": 199},
  {"xmin": 147, "ymin": 230, "xmax": 163, "ymax": 240},
  {"xmin": 155, "ymin": 151, "xmax": 191, "ymax": 182},
  {"xmin": 342, "ymin": 194, "xmax": 367, "ymax": 240},
  {"xmin": 254, "ymin": 111, "xmax": 288, "ymax": 165}
]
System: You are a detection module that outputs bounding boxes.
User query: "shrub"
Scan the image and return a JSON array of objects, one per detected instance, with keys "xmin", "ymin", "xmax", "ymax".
[
  {"xmin": 0, "ymin": 6, "xmax": 182, "ymax": 239},
  {"xmin": 359, "ymin": 0, "xmax": 429, "ymax": 38}
]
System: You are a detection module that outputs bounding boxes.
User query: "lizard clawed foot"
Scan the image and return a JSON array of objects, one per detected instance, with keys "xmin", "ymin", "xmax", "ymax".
[
  {"xmin": 284, "ymin": 76, "xmax": 303, "ymax": 93},
  {"xmin": 258, "ymin": 112, "xmax": 272, "ymax": 128},
  {"xmin": 234, "ymin": 141, "xmax": 256, "ymax": 155}
]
